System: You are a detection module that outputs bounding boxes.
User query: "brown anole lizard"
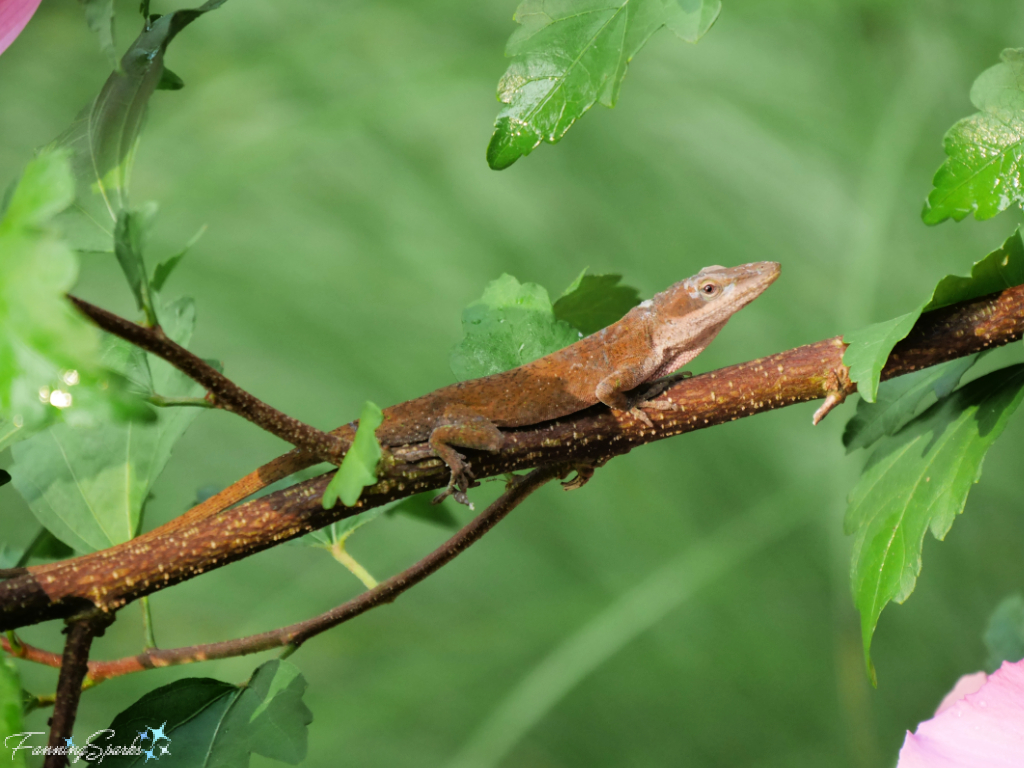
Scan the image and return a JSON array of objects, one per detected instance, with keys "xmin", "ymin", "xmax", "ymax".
[{"xmin": 184, "ymin": 261, "xmax": 780, "ymax": 515}]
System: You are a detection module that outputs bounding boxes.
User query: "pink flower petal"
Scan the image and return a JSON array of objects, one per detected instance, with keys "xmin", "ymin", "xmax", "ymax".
[
  {"xmin": 898, "ymin": 659, "xmax": 1024, "ymax": 767},
  {"xmin": 0, "ymin": 0, "xmax": 43, "ymax": 57},
  {"xmin": 935, "ymin": 671, "xmax": 988, "ymax": 715}
]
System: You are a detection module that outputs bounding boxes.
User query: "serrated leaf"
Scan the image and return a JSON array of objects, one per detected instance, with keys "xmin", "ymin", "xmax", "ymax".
[
  {"xmin": 323, "ymin": 401, "xmax": 383, "ymax": 509},
  {"xmin": 843, "ymin": 355, "xmax": 978, "ymax": 452},
  {"xmin": 51, "ymin": 0, "xmax": 228, "ymax": 251},
  {"xmin": 843, "ymin": 228, "xmax": 1024, "ymax": 402},
  {"xmin": 100, "ymin": 659, "xmax": 311, "ymax": 767},
  {"xmin": 11, "ymin": 297, "xmax": 205, "ymax": 552},
  {"xmin": 924, "ymin": 49, "xmax": 1024, "ymax": 225},
  {"xmin": 0, "ymin": 655, "xmax": 26, "ymax": 768},
  {"xmin": 0, "ymin": 150, "xmax": 109, "ymax": 437},
  {"xmin": 114, "ymin": 205, "xmax": 159, "ymax": 324},
  {"xmin": 984, "ymin": 594, "xmax": 1024, "ymax": 671},
  {"xmin": 844, "ymin": 364, "xmax": 1024, "ymax": 682},
  {"xmin": 487, "ymin": 0, "xmax": 721, "ymax": 169},
  {"xmin": 80, "ymin": 0, "xmax": 117, "ymax": 68},
  {"xmin": 387, "ymin": 492, "xmax": 460, "ymax": 530},
  {"xmin": 553, "ymin": 270, "xmax": 641, "ymax": 336},
  {"xmin": 450, "ymin": 274, "xmax": 581, "ymax": 380}
]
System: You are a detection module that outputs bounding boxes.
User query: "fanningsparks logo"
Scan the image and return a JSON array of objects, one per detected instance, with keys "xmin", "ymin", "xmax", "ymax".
[{"xmin": 5, "ymin": 722, "xmax": 171, "ymax": 763}]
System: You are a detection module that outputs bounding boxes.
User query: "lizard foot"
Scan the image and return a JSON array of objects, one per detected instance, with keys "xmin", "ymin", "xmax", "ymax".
[
  {"xmin": 626, "ymin": 407, "xmax": 654, "ymax": 428},
  {"xmin": 561, "ymin": 464, "xmax": 596, "ymax": 491},
  {"xmin": 432, "ymin": 460, "xmax": 478, "ymax": 510}
]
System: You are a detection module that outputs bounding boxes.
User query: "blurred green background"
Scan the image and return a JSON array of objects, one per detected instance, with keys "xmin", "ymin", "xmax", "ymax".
[{"xmin": 3, "ymin": 0, "xmax": 1024, "ymax": 765}]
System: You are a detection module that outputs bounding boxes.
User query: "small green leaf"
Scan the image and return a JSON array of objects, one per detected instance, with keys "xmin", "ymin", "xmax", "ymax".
[
  {"xmin": 553, "ymin": 271, "xmax": 641, "ymax": 336},
  {"xmin": 79, "ymin": 0, "xmax": 118, "ymax": 68},
  {"xmin": 11, "ymin": 297, "xmax": 205, "ymax": 552},
  {"xmin": 450, "ymin": 274, "xmax": 580, "ymax": 380},
  {"xmin": 114, "ymin": 205, "xmax": 159, "ymax": 325},
  {"xmin": 843, "ymin": 228, "xmax": 1024, "ymax": 402},
  {"xmin": 388, "ymin": 492, "xmax": 460, "ymax": 530},
  {"xmin": 100, "ymin": 659, "xmax": 311, "ymax": 767},
  {"xmin": 157, "ymin": 67, "xmax": 186, "ymax": 91},
  {"xmin": 842, "ymin": 355, "xmax": 978, "ymax": 452},
  {"xmin": 924, "ymin": 49, "xmax": 1024, "ymax": 225},
  {"xmin": 323, "ymin": 402, "xmax": 383, "ymax": 509},
  {"xmin": 303, "ymin": 505, "xmax": 390, "ymax": 547},
  {"xmin": 487, "ymin": 0, "xmax": 721, "ymax": 169},
  {"xmin": 52, "ymin": 0, "xmax": 228, "ymax": 250},
  {"xmin": 0, "ymin": 655, "xmax": 26, "ymax": 768},
  {"xmin": 984, "ymin": 594, "xmax": 1024, "ymax": 671},
  {"xmin": 151, "ymin": 225, "xmax": 205, "ymax": 293},
  {"xmin": 0, "ymin": 470, "xmax": 10, "ymax": 488},
  {"xmin": 845, "ymin": 364, "xmax": 1024, "ymax": 682}
]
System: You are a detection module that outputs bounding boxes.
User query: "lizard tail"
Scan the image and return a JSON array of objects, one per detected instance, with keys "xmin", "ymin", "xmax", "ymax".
[{"xmin": 177, "ymin": 423, "xmax": 358, "ymax": 526}]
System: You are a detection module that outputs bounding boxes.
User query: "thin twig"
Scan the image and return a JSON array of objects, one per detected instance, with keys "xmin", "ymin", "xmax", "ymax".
[
  {"xmin": 3, "ymin": 285, "xmax": 1024, "ymax": 632},
  {"xmin": 68, "ymin": 295, "xmax": 348, "ymax": 461},
  {"xmin": 44, "ymin": 616, "xmax": 111, "ymax": 768},
  {"xmin": 3, "ymin": 466, "xmax": 562, "ymax": 683}
]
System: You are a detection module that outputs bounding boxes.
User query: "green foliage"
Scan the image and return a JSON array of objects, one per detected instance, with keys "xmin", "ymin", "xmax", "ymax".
[
  {"xmin": 12, "ymin": 528, "xmax": 75, "ymax": 567},
  {"xmin": 924, "ymin": 49, "xmax": 1024, "ymax": 225},
  {"xmin": 114, "ymin": 205, "xmax": 159, "ymax": 326},
  {"xmin": 388, "ymin": 492, "xmax": 460, "ymax": 530},
  {"xmin": 552, "ymin": 270, "xmax": 641, "ymax": 336},
  {"xmin": 53, "ymin": 0, "xmax": 228, "ymax": 251},
  {"xmin": 842, "ymin": 356, "xmax": 978, "ymax": 453},
  {"xmin": 11, "ymin": 297, "xmax": 205, "ymax": 552},
  {"xmin": 450, "ymin": 274, "xmax": 581, "ymax": 380},
  {"xmin": 0, "ymin": 150, "xmax": 110, "ymax": 442},
  {"xmin": 844, "ymin": 364, "xmax": 1024, "ymax": 682},
  {"xmin": 323, "ymin": 401, "xmax": 383, "ymax": 509},
  {"xmin": 487, "ymin": 0, "xmax": 720, "ymax": 169},
  {"xmin": 79, "ymin": 0, "xmax": 118, "ymax": 68},
  {"xmin": 101, "ymin": 660, "xmax": 311, "ymax": 767},
  {"xmin": 843, "ymin": 228, "xmax": 1024, "ymax": 401},
  {"xmin": 150, "ymin": 225, "xmax": 205, "ymax": 293},
  {"xmin": 0, "ymin": 470, "xmax": 9, "ymax": 488},
  {"xmin": 0, "ymin": 656, "xmax": 26, "ymax": 768},
  {"xmin": 984, "ymin": 594, "xmax": 1024, "ymax": 671}
]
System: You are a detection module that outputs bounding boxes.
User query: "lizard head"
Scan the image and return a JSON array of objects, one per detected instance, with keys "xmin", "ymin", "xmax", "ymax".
[{"xmin": 648, "ymin": 261, "xmax": 781, "ymax": 352}]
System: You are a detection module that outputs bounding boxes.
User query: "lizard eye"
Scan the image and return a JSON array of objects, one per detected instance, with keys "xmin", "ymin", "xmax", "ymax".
[{"xmin": 700, "ymin": 281, "xmax": 720, "ymax": 297}]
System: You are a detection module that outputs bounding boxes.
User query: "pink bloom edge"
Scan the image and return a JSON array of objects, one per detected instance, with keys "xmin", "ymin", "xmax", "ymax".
[
  {"xmin": 0, "ymin": 0, "xmax": 43, "ymax": 57},
  {"xmin": 897, "ymin": 659, "xmax": 1024, "ymax": 768}
]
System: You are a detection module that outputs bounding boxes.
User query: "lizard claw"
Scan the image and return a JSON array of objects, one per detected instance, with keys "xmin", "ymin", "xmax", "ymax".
[
  {"xmin": 627, "ymin": 406, "xmax": 654, "ymax": 428},
  {"xmin": 432, "ymin": 460, "xmax": 478, "ymax": 509}
]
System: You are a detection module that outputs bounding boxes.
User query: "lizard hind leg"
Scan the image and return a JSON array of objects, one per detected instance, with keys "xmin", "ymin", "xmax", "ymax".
[{"xmin": 428, "ymin": 404, "xmax": 504, "ymax": 509}]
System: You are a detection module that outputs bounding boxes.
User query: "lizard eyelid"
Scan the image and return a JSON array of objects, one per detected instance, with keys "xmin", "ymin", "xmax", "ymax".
[{"xmin": 699, "ymin": 280, "xmax": 720, "ymax": 297}]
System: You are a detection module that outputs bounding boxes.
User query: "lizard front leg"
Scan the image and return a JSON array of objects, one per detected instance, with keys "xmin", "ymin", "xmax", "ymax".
[
  {"xmin": 595, "ymin": 365, "xmax": 660, "ymax": 427},
  {"xmin": 429, "ymin": 404, "xmax": 504, "ymax": 508}
]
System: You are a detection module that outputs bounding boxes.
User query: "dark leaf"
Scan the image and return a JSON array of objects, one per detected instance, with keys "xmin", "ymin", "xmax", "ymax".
[{"xmin": 553, "ymin": 270, "xmax": 641, "ymax": 336}]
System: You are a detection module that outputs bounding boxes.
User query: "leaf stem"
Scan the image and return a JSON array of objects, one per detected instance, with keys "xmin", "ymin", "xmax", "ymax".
[
  {"xmin": 329, "ymin": 542, "xmax": 378, "ymax": 589},
  {"xmin": 147, "ymin": 394, "xmax": 214, "ymax": 408}
]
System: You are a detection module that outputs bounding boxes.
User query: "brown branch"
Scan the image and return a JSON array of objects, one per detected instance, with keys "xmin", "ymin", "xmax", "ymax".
[
  {"xmin": 3, "ymin": 285, "xmax": 1023, "ymax": 633},
  {"xmin": 68, "ymin": 295, "xmax": 348, "ymax": 462},
  {"xmin": 3, "ymin": 465, "xmax": 562, "ymax": 683},
  {"xmin": 44, "ymin": 616, "xmax": 111, "ymax": 768}
]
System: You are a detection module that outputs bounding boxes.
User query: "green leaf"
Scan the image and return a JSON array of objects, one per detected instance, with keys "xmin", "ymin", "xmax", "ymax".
[
  {"xmin": 843, "ymin": 228, "xmax": 1024, "ymax": 402},
  {"xmin": 303, "ymin": 505, "xmax": 390, "ymax": 547},
  {"xmin": 0, "ymin": 150, "xmax": 108, "ymax": 437},
  {"xmin": 80, "ymin": 0, "xmax": 118, "ymax": 68},
  {"xmin": 984, "ymin": 594, "xmax": 1024, "ymax": 671},
  {"xmin": 844, "ymin": 364, "xmax": 1024, "ymax": 682},
  {"xmin": 100, "ymin": 659, "xmax": 311, "ymax": 767},
  {"xmin": 552, "ymin": 271, "xmax": 641, "ymax": 336},
  {"xmin": 52, "ymin": 0, "xmax": 228, "ymax": 251},
  {"xmin": 157, "ymin": 67, "xmax": 186, "ymax": 91},
  {"xmin": 114, "ymin": 205, "xmax": 159, "ymax": 325},
  {"xmin": 842, "ymin": 355, "xmax": 978, "ymax": 452},
  {"xmin": 450, "ymin": 274, "xmax": 581, "ymax": 380},
  {"xmin": 923, "ymin": 49, "xmax": 1024, "ymax": 225},
  {"xmin": 151, "ymin": 225, "xmax": 205, "ymax": 293},
  {"xmin": 322, "ymin": 401, "xmax": 383, "ymax": 509},
  {"xmin": 14, "ymin": 528, "xmax": 75, "ymax": 568},
  {"xmin": 487, "ymin": 0, "xmax": 721, "ymax": 169},
  {"xmin": 0, "ymin": 470, "xmax": 10, "ymax": 488},
  {"xmin": 11, "ymin": 297, "xmax": 205, "ymax": 552},
  {"xmin": 387, "ymin": 492, "xmax": 460, "ymax": 530},
  {"xmin": 0, "ymin": 656, "xmax": 26, "ymax": 768}
]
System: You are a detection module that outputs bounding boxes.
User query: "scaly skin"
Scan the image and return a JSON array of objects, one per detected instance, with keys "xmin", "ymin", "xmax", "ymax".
[{"xmin": 183, "ymin": 261, "xmax": 780, "ymax": 517}]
